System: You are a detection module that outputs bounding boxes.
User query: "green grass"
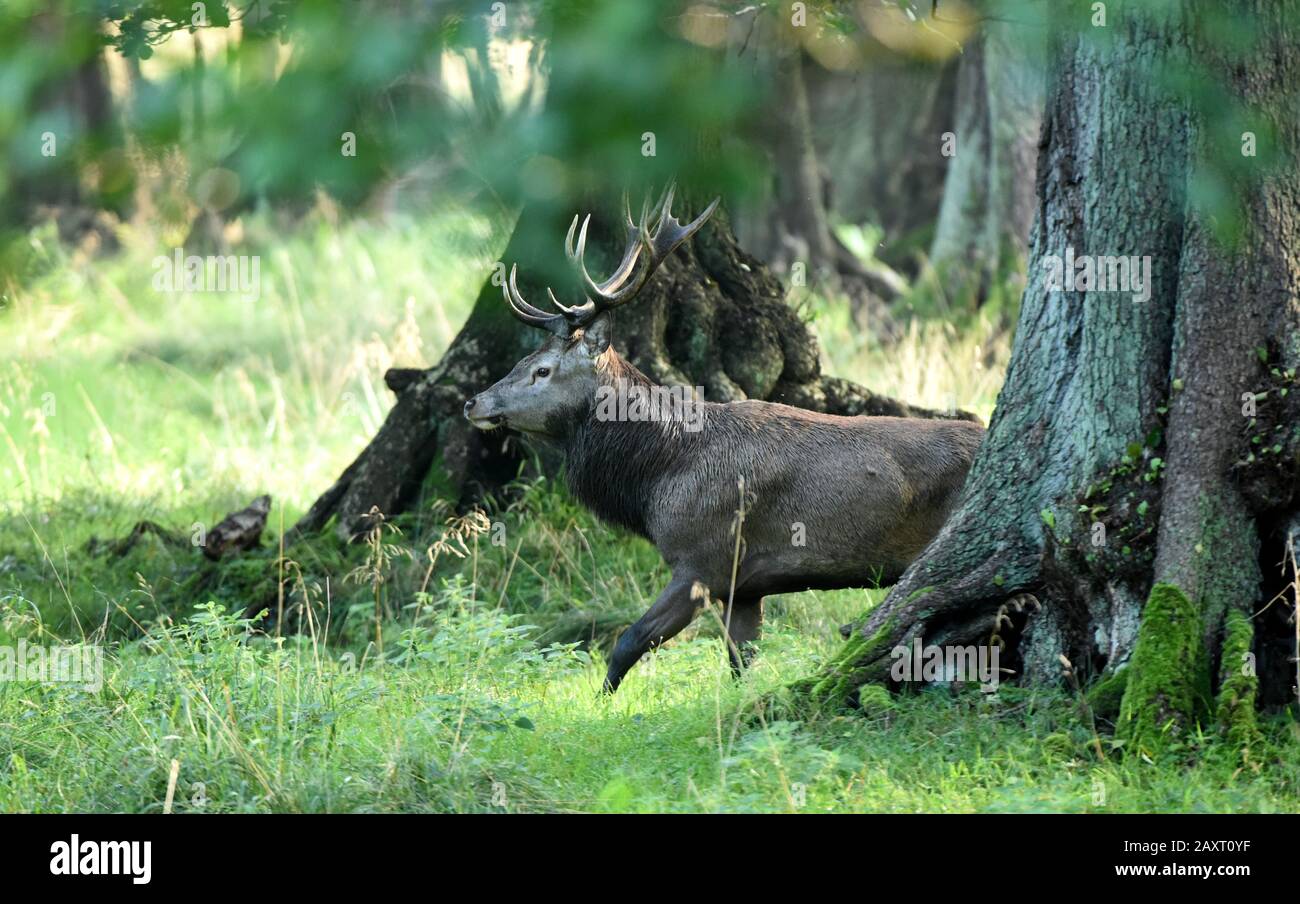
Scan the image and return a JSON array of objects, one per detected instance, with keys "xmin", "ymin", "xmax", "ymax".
[
  {"xmin": 1, "ymin": 209, "xmax": 1297, "ymax": 813},
  {"xmin": 5, "ymin": 592, "xmax": 1297, "ymax": 813}
]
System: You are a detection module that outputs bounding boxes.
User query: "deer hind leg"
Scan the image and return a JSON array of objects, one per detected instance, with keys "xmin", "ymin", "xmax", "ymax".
[
  {"xmin": 603, "ymin": 576, "xmax": 705, "ymax": 694},
  {"xmin": 724, "ymin": 595, "xmax": 764, "ymax": 677}
]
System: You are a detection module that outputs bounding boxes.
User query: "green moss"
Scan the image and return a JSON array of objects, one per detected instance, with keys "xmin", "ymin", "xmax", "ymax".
[
  {"xmin": 785, "ymin": 615, "xmax": 900, "ymax": 717},
  {"xmin": 1085, "ymin": 669, "xmax": 1129, "ymax": 722},
  {"xmin": 1176, "ymin": 495, "xmax": 1257, "ymax": 654},
  {"xmin": 1117, "ymin": 583, "xmax": 1210, "ymax": 755},
  {"xmin": 1214, "ymin": 608, "xmax": 1260, "ymax": 752},
  {"xmin": 856, "ymin": 684, "xmax": 895, "ymax": 718}
]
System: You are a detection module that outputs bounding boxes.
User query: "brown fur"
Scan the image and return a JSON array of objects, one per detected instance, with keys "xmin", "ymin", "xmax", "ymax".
[{"xmin": 467, "ymin": 326, "xmax": 984, "ymax": 692}]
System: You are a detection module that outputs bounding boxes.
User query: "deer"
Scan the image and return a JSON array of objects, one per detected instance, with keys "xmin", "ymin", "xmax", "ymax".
[{"xmin": 465, "ymin": 186, "xmax": 985, "ymax": 693}]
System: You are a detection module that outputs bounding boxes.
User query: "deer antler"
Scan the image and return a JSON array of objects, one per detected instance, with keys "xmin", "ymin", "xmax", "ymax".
[
  {"xmin": 502, "ymin": 183, "xmax": 719, "ymax": 336},
  {"xmin": 503, "ymin": 265, "xmax": 572, "ymax": 337}
]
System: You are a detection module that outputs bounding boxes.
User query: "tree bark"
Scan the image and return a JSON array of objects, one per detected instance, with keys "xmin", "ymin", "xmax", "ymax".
[
  {"xmin": 927, "ymin": 19, "xmax": 1042, "ymax": 308},
  {"xmin": 294, "ymin": 196, "xmax": 976, "ymax": 542},
  {"xmin": 796, "ymin": 0, "xmax": 1300, "ymax": 739}
]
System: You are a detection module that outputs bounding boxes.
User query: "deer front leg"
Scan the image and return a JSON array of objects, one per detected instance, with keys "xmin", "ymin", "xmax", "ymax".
[{"xmin": 603, "ymin": 575, "xmax": 703, "ymax": 694}]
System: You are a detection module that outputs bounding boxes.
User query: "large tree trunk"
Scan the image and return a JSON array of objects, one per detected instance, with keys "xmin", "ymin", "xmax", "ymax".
[
  {"xmin": 294, "ymin": 196, "xmax": 975, "ymax": 542},
  {"xmin": 926, "ymin": 19, "xmax": 1042, "ymax": 308},
  {"xmin": 796, "ymin": 0, "xmax": 1300, "ymax": 746}
]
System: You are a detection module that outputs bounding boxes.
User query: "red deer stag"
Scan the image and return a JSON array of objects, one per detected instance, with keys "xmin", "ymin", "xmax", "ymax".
[{"xmin": 465, "ymin": 187, "xmax": 984, "ymax": 693}]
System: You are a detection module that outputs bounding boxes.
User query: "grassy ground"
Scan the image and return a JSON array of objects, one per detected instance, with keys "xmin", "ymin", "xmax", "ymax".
[{"xmin": 1, "ymin": 210, "xmax": 1297, "ymax": 813}]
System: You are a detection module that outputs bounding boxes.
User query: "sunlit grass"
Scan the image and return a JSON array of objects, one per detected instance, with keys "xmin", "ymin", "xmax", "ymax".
[
  {"xmin": 1, "ymin": 205, "xmax": 503, "ymax": 514},
  {"xmin": 2, "ymin": 592, "xmax": 1295, "ymax": 813},
  {"xmin": 806, "ymin": 295, "xmax": 1009, "ymax": 423}
]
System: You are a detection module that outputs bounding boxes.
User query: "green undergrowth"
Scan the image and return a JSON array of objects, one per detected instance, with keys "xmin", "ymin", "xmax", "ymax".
[{"xmin": 4, "ymin": 594, "xmax": 1299, "ymax": 812}]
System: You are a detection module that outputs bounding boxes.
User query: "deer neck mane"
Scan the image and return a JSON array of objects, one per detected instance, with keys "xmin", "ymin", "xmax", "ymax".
[{"xmin": 562, "ymin": 350, "xmax": 693, "ymax": 537}]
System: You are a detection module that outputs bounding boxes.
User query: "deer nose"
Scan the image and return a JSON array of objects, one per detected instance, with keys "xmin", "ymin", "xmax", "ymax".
[{"xmin": 464, "ymin": 397, "xmax": 477, "ymax": 416}]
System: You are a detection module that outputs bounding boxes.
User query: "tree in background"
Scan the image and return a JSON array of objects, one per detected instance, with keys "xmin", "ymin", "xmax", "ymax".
[
  {"xmin": 738, "ymin": 2, "xmax": 1043, "ymax": 327},
  {"xmin": 926, "ymin": 15, "xmax": 1042, "ymax": 309},
  {"xmin": 0, "ymin": 2, "xmax": 132, "ymax": 253},
  {"xmin": 808, "ymin": 52, "xmax": 957, "ymax": 275}
]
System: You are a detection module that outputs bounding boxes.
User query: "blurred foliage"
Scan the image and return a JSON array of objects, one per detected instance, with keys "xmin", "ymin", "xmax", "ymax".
[
  {"xmin": 0, "ymin": 0, "xmax": 1293, "ymax": 284},
  {"xmin": 0, "ymin": 1, "xmax": 765, "ymax": 249}
]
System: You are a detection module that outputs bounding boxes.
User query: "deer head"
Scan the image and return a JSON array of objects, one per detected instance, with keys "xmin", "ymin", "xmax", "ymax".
[{"xmin": 464, "ymin": 185, "xmax": 718, "ymax": 439}]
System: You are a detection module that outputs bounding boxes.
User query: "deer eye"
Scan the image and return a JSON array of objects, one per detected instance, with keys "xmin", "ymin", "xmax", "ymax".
[{"xmin": 534, "ymin": 367, "xmax": 551, "ymax": 379}]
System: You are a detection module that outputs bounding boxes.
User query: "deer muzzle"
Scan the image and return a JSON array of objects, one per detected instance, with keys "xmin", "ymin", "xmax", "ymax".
[{"xmin": 463, "ymin": 395, "xmax": 506, "ymax": 430}]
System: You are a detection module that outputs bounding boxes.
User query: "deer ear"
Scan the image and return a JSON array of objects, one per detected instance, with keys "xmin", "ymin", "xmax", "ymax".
[{"xmin": 581, "ymin": 313, "xmax": 612, "ymax": 356}]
